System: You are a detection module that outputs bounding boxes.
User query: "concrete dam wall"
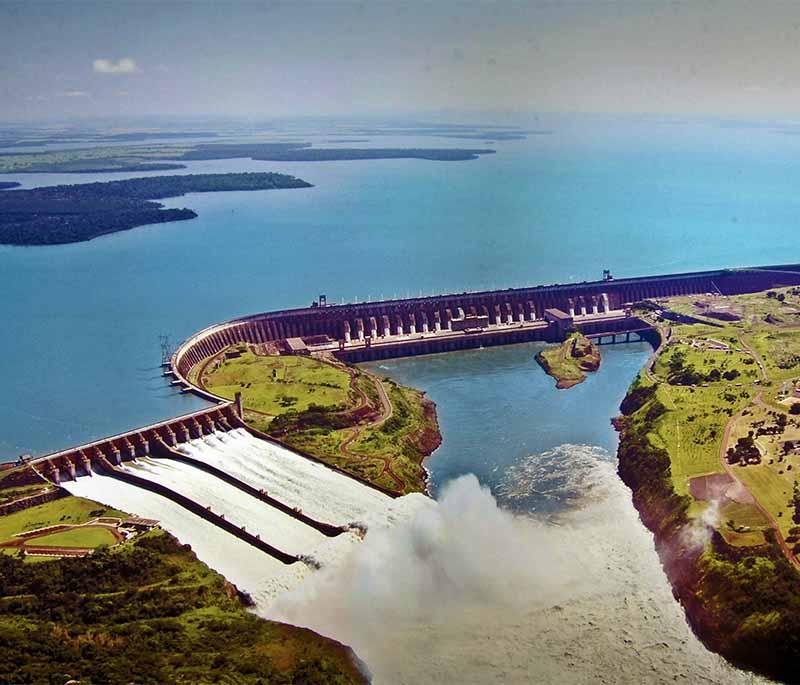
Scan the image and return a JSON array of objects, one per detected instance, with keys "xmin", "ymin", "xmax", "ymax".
[{"xmin": 171, "ymin": 263, "xmax": 800, "ymax": 388}]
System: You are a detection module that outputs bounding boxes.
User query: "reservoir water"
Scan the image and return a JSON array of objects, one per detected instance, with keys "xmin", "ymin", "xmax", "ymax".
[{"xmin": 4, "ymin": 117, "xmax": 800, "ymax": 457}]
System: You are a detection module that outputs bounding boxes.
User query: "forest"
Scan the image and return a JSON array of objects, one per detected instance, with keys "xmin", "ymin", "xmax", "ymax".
[{"xmin": 0, "ymin": 172, "xmax": 312, "ymax": 245}]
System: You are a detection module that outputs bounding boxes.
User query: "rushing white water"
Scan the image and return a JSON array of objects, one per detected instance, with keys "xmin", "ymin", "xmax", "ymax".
[
  {"xmin": 62, "ymin": 472, "xmax": 304, "ymax": 605},
  {"xmin": 271, "ymin": 446, "xmax": 769, "ymax": 685},
  {"xmin": 61, "ymin": 433, "xmax": 430, "ymax": 609},
  {"xmin": 121, "ymin": 456, "xmax": 326, "ymax": 557},
  {"xmin": 179, "ymin": 429, "xmax": 391, "ymax": 527},
  {"xmin": 62, "ymin": 433, "xmax": 768, "ymax": 683}
]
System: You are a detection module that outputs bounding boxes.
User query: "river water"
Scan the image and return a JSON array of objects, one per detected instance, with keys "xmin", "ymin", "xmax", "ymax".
[{"xmin": 1, "ymin": 116, "xmax": 791, "ymax": 681}]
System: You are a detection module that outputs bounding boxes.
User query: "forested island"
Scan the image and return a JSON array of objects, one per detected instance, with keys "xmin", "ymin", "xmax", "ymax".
[
  {"xmin": 0, "ymin": 140, "xmax": 498, "ymax": 173},
  {"xmin": 0, "ymin": 172, "xmax": 311, "ymax": 245},
  {"xmin": 178, "ymin": 143, "xmax": 495, "ymax": 162},
  {"xmin": 0, "ymin": 182, "xmax": 20, "ymax": 190}
]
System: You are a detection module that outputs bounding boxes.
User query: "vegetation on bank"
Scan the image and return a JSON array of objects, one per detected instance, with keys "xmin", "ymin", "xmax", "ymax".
[
  {"xmin": 0, "ymin": 172, "xmax": 311, "ymax": 245},
  {"xmin": 617, "ymin": 288, "xmax": 800, "ymax": 681},
  {"xmin": 203, "ymin": 348, "xmax": 440, "ymax": 494},
  {"xmin": 0, "ymin": 139, "xmax": 497, "ymax": 174},
  {"xmin": 0, "ymin": 529, "xmax": 366, "ymax": 685},
  {"xmin": 0, "ymin": 496, "xmax": 124, "ymax": 546},
  {"xmin": 535, "ymin": 332, "xmax": 601, "ymax": 389},
  {"xmin": 181, "ymin": 144, "xmax": 496, "ymax": 162},
  {"xmin": 0, "ymin": 181, "xmax": 20, "ymax": 189}
]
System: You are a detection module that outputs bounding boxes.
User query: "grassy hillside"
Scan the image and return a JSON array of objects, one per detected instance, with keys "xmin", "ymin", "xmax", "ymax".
[{"xmin": 0, "ymin": 529, "xmax": 366, "ymax": 685}]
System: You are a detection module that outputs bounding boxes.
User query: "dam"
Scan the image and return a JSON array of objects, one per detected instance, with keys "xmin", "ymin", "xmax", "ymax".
[
  {"xmin": 11, "ymin": 263, "xmax": 800, "ymax": 607},
  {"xmin": 169, "ymin": 263, "xmax": 800, "ymax": 395}
]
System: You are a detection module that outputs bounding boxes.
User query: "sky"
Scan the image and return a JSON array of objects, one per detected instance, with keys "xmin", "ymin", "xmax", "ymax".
[{"xmin": 2, "ymin": 0, "xmax": 800, "ymax": 122}]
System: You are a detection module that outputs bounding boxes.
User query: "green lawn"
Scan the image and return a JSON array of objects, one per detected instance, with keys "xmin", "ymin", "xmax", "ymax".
[
  {"xmin": 648, "ymin": 383, "xmax": 753, "ymax": 494},
  {"xmin": 735, "ymin": 464, "xmax": 795, "ymax": 537},
  {"xmin": 746, "ymin": 330, "xmax": 800, "ymax": 381},
  {"xmin": 0, "ymin": 496, "xmax": 125, "ymax": 544},
  {"xmin": 205, "ymin": 352, "xmax": 353, "ymax": 415},
  {"xmin": 30, "ymin": 526, "xmax": 118, "ymax": 549},
  {"xmin": 652, "ymin": 341, "xmax": 758, "ymax": 384}
]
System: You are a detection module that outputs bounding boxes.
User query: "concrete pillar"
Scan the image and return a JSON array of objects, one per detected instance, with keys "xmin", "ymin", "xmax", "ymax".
[
  {"xmin": 491, "ymin": 304, "xmax": 500, "ymax": 325},
  {"xmin": 356, "ymin": 319, "xmax": 365, "ymax": 341},
  {"xmin": 395, "ymin": 315, "xmax": 404, "ymax": 336},
  {"xmin": 48, "ymin": 462, "xmax": 60, "ymax": 484},
  {"xmin": 343, "ymin": 320, "xmax": 351, "ymax": 344},
  {"xmin": 602, "ymin": 293, "xmax": 610, "ymax": 312},
  {"xmin": 505, "ymin": 303, "xmax": 513, "ymax": 324},
  {"xmin": 568, "ymin": 298, "xmax": 576, "ymax": 317},
  {"xmin": 457, "ymin": 307, "xmax": 465, "ymax": 319},
  {"xmin": 176, "ymin": 423, "xmax": 190, "ymax": 443},
  {"xmin": 66, "ymin": 457, "xmax": 76, "ymax": 480},
  {"xmin": 409, "ymin": 313, "xmax": 416, "ymax": 335},
  {"xmin": 109, "ymin": 446, "xmax": 121, "ymax": 465},
  {"xmin": 369, "ymin": 316, "xmax": 378, "ymax": 338},
  {"xmin": 434, "ymin": 310, "xmax": 442, "ymax": 332},
  {"xmin": 527, "ymin": 301, "xmax": 537, "ymax": 320},
  {"xmin": 580, "ymin": 297, "xmax": 587, "ymax": 317},
  {"xmin": 382, "ymin": 315, "xmax": 391, "ymax": 338},
  {"xmin": 420, "ymin": 311, "xmax": 429, "ymax": 333},
  {"xmin": 592, "ymin": 296, "xmax": 599, "ymax": 315},
  {"xmin": 517, "ymin": 304, "xmax": 525, "ymax": 322},
  {"xmin": 444, "ymin": 309, "xmax": 453, "ymax": 330}
]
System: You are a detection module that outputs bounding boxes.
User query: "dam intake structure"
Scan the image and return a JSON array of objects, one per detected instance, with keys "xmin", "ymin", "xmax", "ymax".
[{"xmin": 169, "ymin": 263, "xmax": 800, "ymax": 399}]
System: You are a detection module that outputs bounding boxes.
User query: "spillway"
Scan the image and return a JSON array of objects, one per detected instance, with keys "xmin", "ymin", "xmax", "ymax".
[
  {"xmin": 61, "ymin": 430, "xmax": 431, "ymax": 611},
  {"xmin": 120, "ymin": 456, "xmax": 327, "ymax": 557},
  {"xmin": 62, "ymin": 472, "xmax": 309, "ymax": 606},
  {"xmin": 179, "ymin": 429, "xmax": 392, "ymax": 527}
]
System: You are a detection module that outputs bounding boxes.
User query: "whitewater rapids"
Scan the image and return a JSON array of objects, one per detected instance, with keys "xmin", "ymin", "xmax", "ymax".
[
  {"xmin": 64, "ymin": 433, "xmax": 768, "ymax": 683},
  {"xmin": 63, "ymin": 430, "xmax": 431, "ymax": 607}
]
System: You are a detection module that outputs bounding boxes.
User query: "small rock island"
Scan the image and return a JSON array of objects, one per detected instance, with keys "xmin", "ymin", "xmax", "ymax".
[{"xmin": 536, "ymin": 332, "xmax": 601, "ymax": 389}]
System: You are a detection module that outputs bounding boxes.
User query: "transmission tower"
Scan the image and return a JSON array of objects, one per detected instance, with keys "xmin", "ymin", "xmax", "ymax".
[{"xmin": 159, "ymin": 334, "xmax": 173, "ymax": 365}]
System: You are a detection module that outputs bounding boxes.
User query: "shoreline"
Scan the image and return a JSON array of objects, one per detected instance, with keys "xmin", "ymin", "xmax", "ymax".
[{"xmin": 616, "ymin": 347, "xmax": 800, "ymax": 682}]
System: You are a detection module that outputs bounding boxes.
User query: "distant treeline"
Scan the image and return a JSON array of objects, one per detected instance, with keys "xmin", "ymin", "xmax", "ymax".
[
  {"xmin": 0, "ymin": 172, "xmax": 311, "ymax": 245},
  {"xmin": 0, "ymin": 181, "xmax": 20, "ymax": 190},
  {"xmin": 178, "ymin": 142, "xmax": 495, "ymax": 162}
]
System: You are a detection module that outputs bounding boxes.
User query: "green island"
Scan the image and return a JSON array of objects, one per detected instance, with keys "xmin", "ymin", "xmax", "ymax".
[
  {"xmin": 0, "ymin": 143, "xmax": 194, "ymax": 174},
  {"xmin": 0, "ymin": 172, "xmax": 311, "ymax": 245},
  {"xmin": 616, "ymin": 286, "xmax": 800, "ymax": 681},
  {"xmin": 0, "ymin": 140, "xmax": 497, "ymax": 174},
  {"xmin": 536, "ymin": 331, "xmax": 601, "ymax": 389},
  {"xmin": 198, "ymin": 346, "xmax": 441, "ymax": 495}
]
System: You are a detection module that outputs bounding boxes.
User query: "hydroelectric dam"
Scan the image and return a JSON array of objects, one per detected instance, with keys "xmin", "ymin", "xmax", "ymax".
[
  {"xmin": 170, "ymin": 263, "xmax": 800, "ymax": 392},
  {"xmin": 11, "ymin": 263, "xmax": 800, "ymax": 603}
]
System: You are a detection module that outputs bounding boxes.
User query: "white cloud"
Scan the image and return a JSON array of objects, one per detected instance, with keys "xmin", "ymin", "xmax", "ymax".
[{"xmin": 93, "ymin": 58, "xmax": 139, "ymax": 74}]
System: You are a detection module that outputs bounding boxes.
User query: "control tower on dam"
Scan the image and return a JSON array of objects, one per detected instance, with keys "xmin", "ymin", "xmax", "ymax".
[{"xmin": 171, "ymin": 264, "xmax": 800, "ymax": 392}]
